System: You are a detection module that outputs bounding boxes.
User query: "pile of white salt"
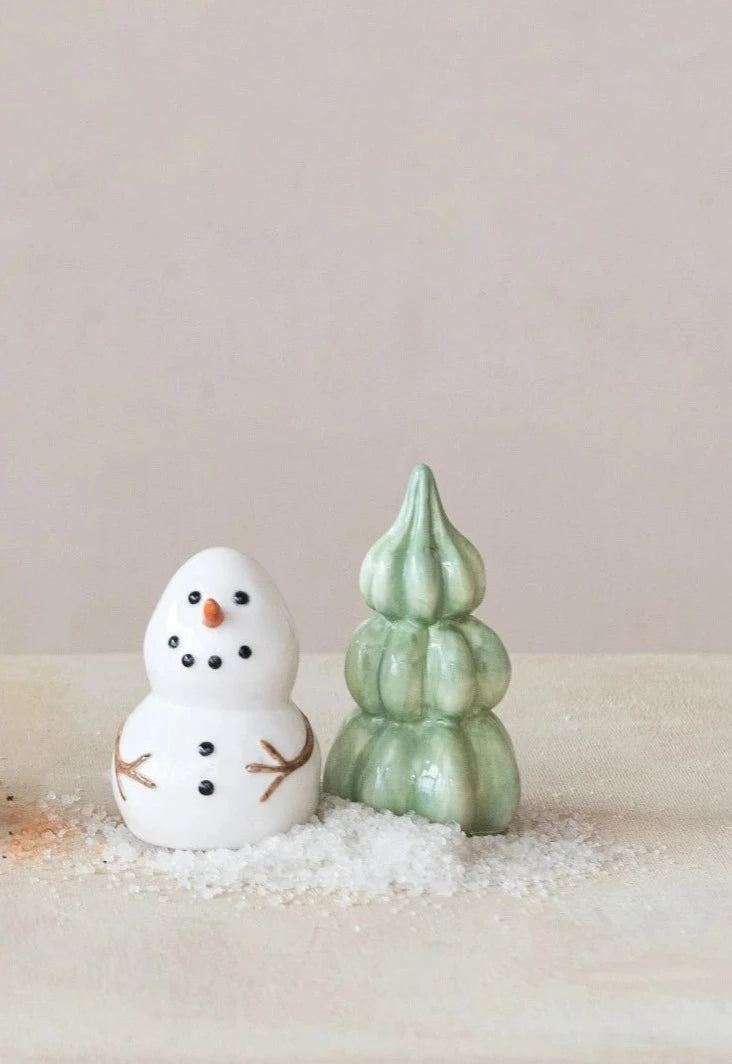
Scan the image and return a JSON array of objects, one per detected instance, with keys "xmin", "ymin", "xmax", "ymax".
[{"xmin": 7, "ymin": 792, "xmax": 641, "ymax": 906}]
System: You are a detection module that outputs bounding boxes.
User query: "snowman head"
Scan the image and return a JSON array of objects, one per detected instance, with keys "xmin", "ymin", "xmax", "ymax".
[{"xmin": 143, "ymin": 547, "xmax": 298, "ymax": 709}]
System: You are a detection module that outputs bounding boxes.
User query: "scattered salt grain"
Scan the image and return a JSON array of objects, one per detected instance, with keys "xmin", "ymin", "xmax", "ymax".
[{"xmin": 7, "ymin": 794, "xmax": 637, "ymax": 907}]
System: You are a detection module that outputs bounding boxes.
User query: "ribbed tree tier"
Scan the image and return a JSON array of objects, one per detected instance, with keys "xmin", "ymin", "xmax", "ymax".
[
  {"xmin": 323, "ymin": 711, "xmax": 519, "ymax": 835},
  {"xmin": 345, "ymin": 615, "xmax": 510, "ymax": 722}
]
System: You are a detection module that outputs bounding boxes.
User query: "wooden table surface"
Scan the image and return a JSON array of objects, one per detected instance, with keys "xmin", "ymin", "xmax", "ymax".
[{"xmin": 0, "ymin": 653, "xmax": 730, "ymax": 1063}]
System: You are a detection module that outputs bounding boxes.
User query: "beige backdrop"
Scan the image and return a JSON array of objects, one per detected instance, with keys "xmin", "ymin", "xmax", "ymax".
[{"xmin": 1, "ymin": 2, "xmax": 730, "ymax": 654}]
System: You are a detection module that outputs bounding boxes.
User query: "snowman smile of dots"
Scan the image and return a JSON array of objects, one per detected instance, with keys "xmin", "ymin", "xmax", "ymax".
[{"xmin": 112, "ymin": 547, "xmax": 321, "ymax": 850}]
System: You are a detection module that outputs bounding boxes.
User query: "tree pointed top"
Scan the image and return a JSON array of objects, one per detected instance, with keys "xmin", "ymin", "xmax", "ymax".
[{"xmin": 359, "ymin": 464, "xmax": 486, "ymax": 624}]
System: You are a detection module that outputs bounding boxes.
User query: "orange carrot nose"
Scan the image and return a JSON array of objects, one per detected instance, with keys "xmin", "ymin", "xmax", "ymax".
[{"xmin": 202, "ymin": 598, "xmax": 224, "ymax": 628}]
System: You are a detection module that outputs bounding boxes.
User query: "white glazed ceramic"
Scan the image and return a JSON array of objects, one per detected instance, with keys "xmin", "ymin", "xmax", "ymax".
[{"xmin": 112, "ymin": 547, "xmax": 321, "ymax": 849}]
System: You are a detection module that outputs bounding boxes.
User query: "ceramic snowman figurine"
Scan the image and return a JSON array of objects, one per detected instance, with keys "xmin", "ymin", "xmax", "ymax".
[{"xmin": 112, "ymin": 547, "xmax": 321, "ymax": 849}]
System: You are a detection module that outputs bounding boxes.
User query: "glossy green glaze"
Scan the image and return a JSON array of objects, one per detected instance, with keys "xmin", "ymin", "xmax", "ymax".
[{"xmin": 323, "ymin": 464, "xmax": 520, "ymax": 835}]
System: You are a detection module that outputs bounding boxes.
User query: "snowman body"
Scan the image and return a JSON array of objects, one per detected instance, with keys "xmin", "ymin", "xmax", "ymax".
[{"xmin": 112, "ymin": 547, "xmax": 320, "ymax": 850}]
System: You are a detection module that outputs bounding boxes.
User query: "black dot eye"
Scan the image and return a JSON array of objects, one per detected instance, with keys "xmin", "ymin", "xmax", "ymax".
[
  {"xmin": 208, "ymin": 655, "xmax": 222, "ymax": 670},
  {"xmin": 188, "ymin": 591, "xmax": 201, "ymax": 604},
  {"xmin": 233, "ymin": 590, "xmax": 249, "ymax": 605},
  {"xmin": 198, "ymin": 741, "xmax": 214, "ymax": 757},
  {"xmin": 198, "ymin": 780, "xmax": 214, "ymax": 796},
  {"xmin": 168, "ymin": 635, "xmax": 179, "ymax": 648},
  {"xmin": 182, "ymin": 654, "xmax": 195, "ymax": 667},
  {"xmin": 238, "ymin": 645, "xmax": 252, "ymax": 659}
]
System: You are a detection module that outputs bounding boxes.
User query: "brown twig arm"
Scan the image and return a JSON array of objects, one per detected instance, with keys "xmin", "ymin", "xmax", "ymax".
[
  {"xmin": 114, "ymin": 726, "xmax": 157, "ymax": 802},
  {"xmin": 245, "ymin": 714, "xmax": 315, "ymax": 802}
]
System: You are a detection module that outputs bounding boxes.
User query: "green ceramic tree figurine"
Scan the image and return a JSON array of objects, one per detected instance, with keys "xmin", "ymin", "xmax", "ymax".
[{"xmin": 323, "ymin": 464, "xmax": 520, "ymax": 834}]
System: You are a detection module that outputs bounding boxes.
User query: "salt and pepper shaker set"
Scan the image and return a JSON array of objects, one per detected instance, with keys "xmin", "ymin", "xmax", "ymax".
[{"xmin": 113, "ymin": 465, "xmax": 520, "ymax": 850}]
